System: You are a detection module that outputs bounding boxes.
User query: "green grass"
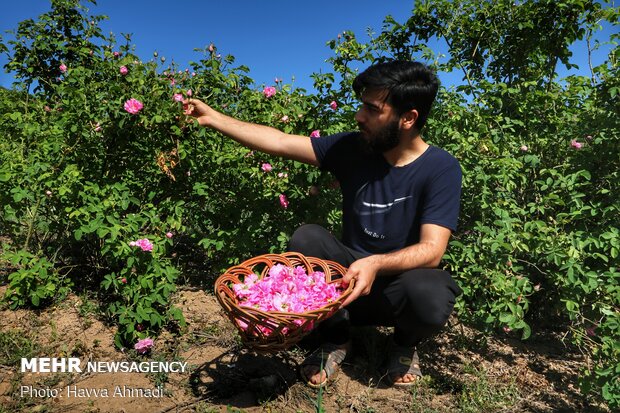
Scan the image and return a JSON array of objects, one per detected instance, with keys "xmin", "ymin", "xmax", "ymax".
[
  {"xmin": 457, "ymin": 363, "xmax": 520, "ymax": 413},
  {"xmin": 0, "ymin": 329, "xmax": 39, "ymax": 366}
]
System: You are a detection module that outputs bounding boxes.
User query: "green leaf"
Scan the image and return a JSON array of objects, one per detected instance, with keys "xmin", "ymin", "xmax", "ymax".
[
  {"xmin": 521, "ymin": 324, "xmax": 531, "ymax": 340},
  {"xmin": 499, "ymin": 312, "xmax": 514, "ymax": 323},
  {"xmin": 137, "ymin": 306, "xmax": 149, "ymax": 320}
]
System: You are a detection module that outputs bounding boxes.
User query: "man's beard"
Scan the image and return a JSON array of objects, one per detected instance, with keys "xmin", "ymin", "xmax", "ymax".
[{"xmin": 360, "ymin": 118, "xmax": 401, "ymax": 155}]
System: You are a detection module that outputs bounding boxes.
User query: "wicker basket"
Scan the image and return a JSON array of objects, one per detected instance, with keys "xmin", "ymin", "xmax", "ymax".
[{"xmin": 214, "ymin": 252, "xmax": 354, "ymax": 352}]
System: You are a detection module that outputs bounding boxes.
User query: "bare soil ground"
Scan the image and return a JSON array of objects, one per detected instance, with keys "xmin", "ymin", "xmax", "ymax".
[{"xmin": 0, "ymin": 287, "xmax": 612, "ymax": 413}]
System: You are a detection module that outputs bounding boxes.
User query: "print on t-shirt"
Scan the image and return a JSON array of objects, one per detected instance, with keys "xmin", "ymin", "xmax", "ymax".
[{"xmin": 353, "ymin": 182, "xmax": 414, "ymax": 240}]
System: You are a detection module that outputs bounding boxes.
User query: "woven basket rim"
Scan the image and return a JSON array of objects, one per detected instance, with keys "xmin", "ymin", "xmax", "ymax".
[{"xmin": 214, "ymin": 252, "xmax": 354, "ymax": 351}]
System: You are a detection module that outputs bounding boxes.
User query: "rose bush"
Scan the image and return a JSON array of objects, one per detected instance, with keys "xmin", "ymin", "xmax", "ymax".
[
  {"xmin": 0, "ymin": 0, "xmax": 617, "ymax": 407},
  {"xmin": 0, "ymin": 0, "xmax": 342, "ymax": 349}
]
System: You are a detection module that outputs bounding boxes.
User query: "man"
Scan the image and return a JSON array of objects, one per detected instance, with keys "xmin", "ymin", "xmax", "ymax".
[{"xmin": 183, "ymin": 60, "xmax": 462, "ymax": 388}]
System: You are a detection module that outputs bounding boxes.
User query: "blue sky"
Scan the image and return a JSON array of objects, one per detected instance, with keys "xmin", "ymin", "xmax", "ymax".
[
  {"xmin": 0, "ymin": 0, "xmax": 616, "ymax": 92},
  {"xmin": 0, "ymin": 0, "xmax": 417, "ymax": 91}
]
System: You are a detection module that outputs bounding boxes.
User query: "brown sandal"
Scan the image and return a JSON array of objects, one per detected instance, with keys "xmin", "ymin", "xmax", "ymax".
[{"xmin": 386, "ymin": 343, "xmax": 422, "ymax": 387}]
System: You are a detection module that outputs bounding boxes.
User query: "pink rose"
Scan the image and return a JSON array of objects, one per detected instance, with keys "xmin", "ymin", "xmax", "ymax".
[
  {"xmin": 571, "ymin": 139, "xmax": 582, "ymax": 149},
  {"xmin": 233, "ymin": 264, "xmax": 344, "ymax": 325},
  {"xmin": 261, "ymin": 163, "xmax": 272, "ymax": 172},
  {"xmin": 329, "ymin": 100, "xmax": 338, "ymax": 110},
  {"xmin": 520, "ymin": 145, "xmax": 528, "ymax": 152},
  {"xmin": 59, "ymin": 64, "xmax": 67, "ymax": 73},
  {"xmin": 281, "ymin": 115, "xmax": 289, "ymax": 122},
  {"xmin": 134, "ymin": 338, "xmax": 154, "ymax": 354},
  {"xmin": 186, "ymin": 89, "xmax": 193, "ymax": 96},
  {"xmin": 121, "ymin": 278, "xmax": 127, "ymax": 284},
  {"xmin": 130, "ymin": 238, "xmax": 153, "ymax": 252},
  {"xmin": 166, "ymin": 232, "xmax": 173, "ymax": 238},
  {"xmin": 310, "ymin": 130, "xmax": 321, "ymax": 138},
  {"xmin": 139, "ymin": 239, "xmax": 153, "ymax": 252},
  {"xmin": 279, "ymin": 194, "xmax": 289, "ymax": 209},
  {"xmin": 113, "ymin": 51, "xmax": 120, "ymax": 58},
  {"xmin": 119, "ymin": 65, "xmax": 128, "ymax": 75},
  {"xmin": 173, "ymin": 93, "xmax": 184, "ymax": 102},
  {"xmin": 124, "ymin": 98, "xmax": 144, "ymax": 115},
  {"xmin": 263, "ymin": 86, "xmax": 277, "ymax": 98}
]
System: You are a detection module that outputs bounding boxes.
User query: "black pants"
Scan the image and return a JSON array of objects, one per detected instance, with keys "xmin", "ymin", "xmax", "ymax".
[{"xmin": 288, "ymin": 224, "xmax": 461, "ymax": 347}]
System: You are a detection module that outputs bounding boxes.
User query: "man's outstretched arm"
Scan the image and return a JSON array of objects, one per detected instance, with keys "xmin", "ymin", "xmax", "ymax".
[{"xmin": 183, "ymin": 98, "xmax": 319, "ymax": 166}]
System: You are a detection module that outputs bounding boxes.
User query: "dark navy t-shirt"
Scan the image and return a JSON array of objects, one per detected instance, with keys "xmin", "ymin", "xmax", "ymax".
[{"xmin": 312, "ymin": 132, "xmax": 462, "ymax": 254}]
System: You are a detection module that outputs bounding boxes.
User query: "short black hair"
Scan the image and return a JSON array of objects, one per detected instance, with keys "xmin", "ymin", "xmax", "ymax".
[{"xmin": 353, "ymin": 61, "xmax": 440, "ymax": 130}]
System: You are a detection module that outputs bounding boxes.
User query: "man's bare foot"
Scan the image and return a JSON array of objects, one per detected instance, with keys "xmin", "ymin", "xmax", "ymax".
[{"xmin": 300, "ymin": 342, "xmax": 350, "ymax": 388}]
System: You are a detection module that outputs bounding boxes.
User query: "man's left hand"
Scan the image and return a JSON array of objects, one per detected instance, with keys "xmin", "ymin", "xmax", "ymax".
[{"xmin": 340, "ymin": 256, "xmax": 380, "ymax": 307}]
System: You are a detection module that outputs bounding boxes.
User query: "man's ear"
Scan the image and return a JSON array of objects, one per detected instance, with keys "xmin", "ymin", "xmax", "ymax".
[{"xmin": 400, "ymin": 109, "xmax": 419, "ymax": 130}]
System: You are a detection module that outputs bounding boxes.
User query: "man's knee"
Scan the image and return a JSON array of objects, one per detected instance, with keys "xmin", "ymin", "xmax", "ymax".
[
  {"xmin": 400, "ymin": 269, "xmax": 458, "ymax": 328},
  {"xmin": 287, "ymin": 224, "xmax": 329, "ymax": 256}
]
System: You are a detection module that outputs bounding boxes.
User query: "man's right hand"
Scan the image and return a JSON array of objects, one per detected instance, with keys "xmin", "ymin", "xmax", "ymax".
[{"xmin": 183, "ymin": 98, "xmax": 212, "ymax": 127}]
